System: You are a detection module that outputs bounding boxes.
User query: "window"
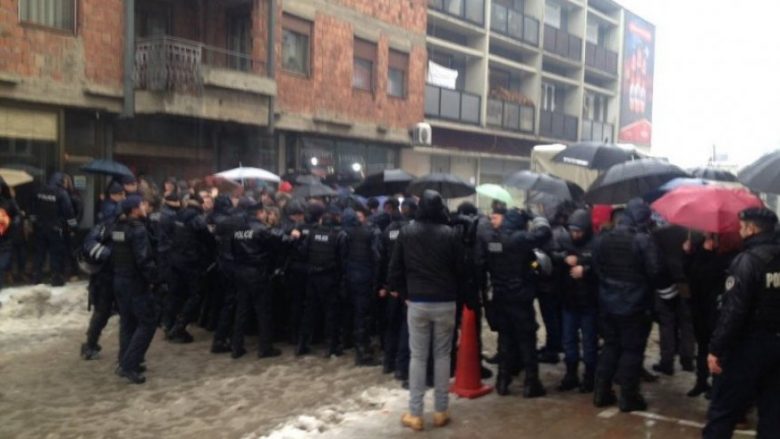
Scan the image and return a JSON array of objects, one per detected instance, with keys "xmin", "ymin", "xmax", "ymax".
[
  {"xmin": 544, "ymin": 3, "xmax": 561, "ymax": 29},
  {"xmin": 387, "ymin": 50, "xmax": 408, "ymax": 98},
  {"xmin": 282, "ymin": 14, "xmax": 312, "ymax": 76},
  {"xmin": 19, "ymin": 0, "xmax": 76, "ymax": 32},
  {"xmin": 353, "ymin": 38, "xmax": 377, "ymax": 91},
  {"xmin": 584, "ymin": 92, "xmax": 608, "ymax": 121},
  {"xmin": 586, "ymin": 22, "xmax": 600, "ymax": 45},
  {"xmin": 227, "ymin": 8, "xmax": 252, "ymax": 71},
  {"xmin": 542, "ymin": 82, "xmax": 557, "ymax": 112}
]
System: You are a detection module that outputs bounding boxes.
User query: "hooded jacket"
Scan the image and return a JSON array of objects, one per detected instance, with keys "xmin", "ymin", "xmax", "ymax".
[
  {"xmin": 34, "ymin": 172, "xmax": 77, "ymax": 230},
  {"xmin": 341, "ymin": 208, "xmax": 382, "ymax": 287},
  {"xmin": 561, "ymin": 209, "xmax": 598, "ymax": 309},
  {"xmin": 388, "ymin": 190, "xmax": 466, "ymax": 303}
]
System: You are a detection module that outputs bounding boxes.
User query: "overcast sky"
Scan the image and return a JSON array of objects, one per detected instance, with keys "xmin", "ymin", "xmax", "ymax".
[{"xmin": 616, "ymin": 0, "xmax": 780, "ymax": 169}]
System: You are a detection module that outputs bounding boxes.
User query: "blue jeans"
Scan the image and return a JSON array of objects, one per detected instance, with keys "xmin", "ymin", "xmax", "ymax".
[
  {"xmin": 407, "ymin": 301, "xmax": 456, "ymax": 417},
  {"xmin": 562, "ymin": 306, "xmax": 598, "ymax": 367}
]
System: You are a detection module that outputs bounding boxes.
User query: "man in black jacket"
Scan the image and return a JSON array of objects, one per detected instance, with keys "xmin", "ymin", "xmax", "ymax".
[
  {"xmin": 32, "ymin": 172, "xmax": 78, "ymax": 286},
  {"xmin": 704, "ymin": 207, "xmax": 780, "ymax": 439},
  {"xmin": 389, "ymin": 190, "xmax": 469, "ymax": 431},
  {"xmin": 209, "ymin": 194, "xmax": 243, "ymax": 354},
  {"xmin": 592, "ymin": 198, "xmax": 662, "ymax": 412},
  {"xmin": 476, "ymin": 207, "xmax": 552, "ymax": 398},
  {"xmin": 111, "ymin": 195, "xmax": 159, "ymax": 384}
]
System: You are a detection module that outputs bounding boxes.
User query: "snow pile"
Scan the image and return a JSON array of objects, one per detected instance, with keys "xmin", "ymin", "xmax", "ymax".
[{"xmin": 250, "ymin": 387, "xmax": 406, "ymax": 439}]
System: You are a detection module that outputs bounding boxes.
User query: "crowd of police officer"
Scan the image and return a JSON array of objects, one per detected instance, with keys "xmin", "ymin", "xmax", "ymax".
[{"xmin": 6, "ymin": 169, "xmax": 777, "ymax": 438}]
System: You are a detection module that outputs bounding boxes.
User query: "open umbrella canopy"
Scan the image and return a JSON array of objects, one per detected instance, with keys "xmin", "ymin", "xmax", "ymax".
[
  {"xmin": 585, "ymin": 159, "xmax": 689, "ymax": 205},
  {"xmin": 407, "ymin": 173, "xmax": 475, "ymax": 199},
  {"xmin": 354, "ymin": 169, "xmax": 415, "ymax": 197},
  {"xmin": 0, "ymin": 168, "xmax": 34, "ymax": 187},
  {"xmin": 687, "ymin": 167, "xmax": 738, "ymax": 182},
  {"xmin": 651, "ymin": 186, "xmax": 764, "ymax": 234},
  {"xmin": 642, "ymin": 177, "xmax": 711, "ymax": 203},
  {"xmin": 552, "ymin": 142, "xmax": 643, "ymax": 170},
  {"xmin": 738, "ymin": 150, "xmax": 780, "ymax": 194},
  {"xmin": 503, "ymin": 170, "xmax": 583, "ymax": 201},
  {"xmin": 292, "ymin": 182, "xmax": 337, "ymax": 199},
  {"xmin": 476, "ymin": 184, "xmax": 515, "ymax": 206},
  {"xmin": 81, "ymin": 159, "xmax": 134, "ymax": 179},
  {"xmin": 216, "ymin": 166, "xmax": 281, "ymax": 183}
]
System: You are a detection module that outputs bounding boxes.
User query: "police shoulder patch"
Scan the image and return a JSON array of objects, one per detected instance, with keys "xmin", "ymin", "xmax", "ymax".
[{"xmin": 725, "ymin": 276, "xmax": 736, "ymax": 291}]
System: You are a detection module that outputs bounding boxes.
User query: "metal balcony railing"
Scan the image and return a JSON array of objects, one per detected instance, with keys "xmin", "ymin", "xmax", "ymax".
[
  {"xmin": 539, "ymin": 110, "xmax": 578, "ymax": 141},
  {"xmin": 428, "ymin": 0, "xmax": 485, "ymax": 26},
  {"xmin": 486, "ymin": 98, "xmax": 535, "ymax": 133},
  {"xmin": 134, "ymin": 36, "xmax": 265, "ymax": 93},
  {"xmin": 542, "ymin": 24, "xmax": 582, "ymax": 62},
  {"xmin": 585, "ymin": 42, "xmax": 618, "ymax": 75},
  {"xmin": 581, "ymin": 119, "xmax": 614, "ymax": 142},
  {"xmin": 425, "ymin": 83, "xmax": 482, "ymax": 125},
  {"xmin": 490, "ymin": 4, "xmax": 539, "ymax": 46}
]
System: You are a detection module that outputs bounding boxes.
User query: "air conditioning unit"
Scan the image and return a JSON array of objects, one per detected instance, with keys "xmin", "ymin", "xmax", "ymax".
[{"xmin": 411, "ymin": 122, "xmax": 432, "ymax": 146}]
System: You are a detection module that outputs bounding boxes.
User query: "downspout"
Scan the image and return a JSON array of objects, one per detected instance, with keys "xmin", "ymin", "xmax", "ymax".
[
  {"xmin": 122, "ymin": 0, "xmax": 135, "ymax": 118},
  {"xmin": 266, "ymin": 0, "xmax": 276, "ymax": 134}
]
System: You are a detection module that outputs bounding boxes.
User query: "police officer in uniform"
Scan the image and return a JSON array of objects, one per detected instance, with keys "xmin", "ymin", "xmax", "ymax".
[
  {"xmin": 476, "ymin": 207, "xmax": 552, "ymax": 397},
  {"xmin": 592, "ymin": 198, "xmax": 662, "ymax": 412},
  {"xmin": 111, "ymin": 195, "xmax": 159, "ymax": 384},
  {"xmin": 703, "ymin": 207, "xmax": 780, "ymax": 438},
  {"xmin": 342, "ymin": 207, "xmax": 382, "ymax": 366},
  {"xmin": 296, "ymin": 203, "xmax": 348, "ymax": 357},
  {"xmin": 282, "ymin": 200, "xmax": 311, "ymax": 345},
  {"xmin": 210, "ymin": 194, "xmax": 242, "ymax": 354},
  {"xmin": 32, "ymin": 172, "xmax": 78, "ymax": 286}
]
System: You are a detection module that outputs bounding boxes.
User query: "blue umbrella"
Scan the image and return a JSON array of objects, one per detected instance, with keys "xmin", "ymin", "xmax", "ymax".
[
  {"xmin": 81, "ymin": 159, "xmax": 134, "ymax": 179},
  {"xmin": 643, "ymin": 177, "xmax": 709, "ymax": 203}
]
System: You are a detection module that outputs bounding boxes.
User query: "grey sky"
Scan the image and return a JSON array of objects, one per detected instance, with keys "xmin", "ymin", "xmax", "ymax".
[{"xmin": 616, "ymin": 0, "xmax": 780, "ymax": 168}]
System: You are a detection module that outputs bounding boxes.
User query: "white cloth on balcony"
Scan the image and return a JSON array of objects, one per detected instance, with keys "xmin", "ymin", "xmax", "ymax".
[{"xmin": 427, "ymin": 61, "xmax": 458, "ymax": 90}]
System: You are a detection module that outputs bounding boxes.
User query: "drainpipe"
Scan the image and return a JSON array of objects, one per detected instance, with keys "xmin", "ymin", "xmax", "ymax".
[
  {"xmin": 122, "ymin": 0, "xmax": 135, "ymax": 118},
  {"xmin": 266, "ymin": 0, "xmax": 276, "ymax": 134}
]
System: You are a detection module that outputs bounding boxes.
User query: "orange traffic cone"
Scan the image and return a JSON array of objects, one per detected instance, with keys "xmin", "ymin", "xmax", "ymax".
[{"xmin": 450, "ymin": 306, "xmax": 493, "ymax": 398}]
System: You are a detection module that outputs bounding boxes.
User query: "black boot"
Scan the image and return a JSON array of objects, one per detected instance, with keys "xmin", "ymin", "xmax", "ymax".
[
  {"xmin": 619, "ymin": 386, "xmax": 648, "ymax": 412},
  {"xmin": 580, "ymin": 365, "xmax": 595, "ymax": 393},
  {"xmin": 115, "ymin": 366, "xmax": 146, "ymax": 384},
  {"xmin": 481, "ymin": 365, "xmax": 494, "ymax": 379},
  {"xmin": 593, "ymin": 379, "xmax": 617, "ymax": 407},
  {"xmin": 210, "ymin": 340, "xmax": 231, "ymax": 354},
  {"xmin": 80, "ymin": 343, "xmax": 100, "ymax": 360},
  {"xmin": 167, "ymin": 322, "xmax": 194, "ymax": 344},
  {"xmin": 652, "ymin": 362, "xmax": 674, "ymax": 376},
  {"xmin": 680, "ymin": 358, "xmax": 695, "ymax": 372},
  {"xmin": 258, "ymin": 347, "xmax": 282, "ymax": 358},
  {"xmin": 537, "ymin": 350, "xmax": 560, "ymax": 365},
  {"xmin": 231, "ymin": 347, "xmax": 247, "ymax": 359},
  {"xmin": 496, "ymin": 370, "xmax": 512, "ymax": 396},
  {"xmin": 523, "ymin": 378, "xmax": 546, "ymax": 398},
  {"xmin": 558, "ymin": 362, "xmax": 580, "ymax": 391},
  {"xmin": 295, "ymin": 338, "xmax": 311, "ymax": 357},
  {"xmin": 687, "ymin": 378, "xmax": 711, "ymax": 397}
]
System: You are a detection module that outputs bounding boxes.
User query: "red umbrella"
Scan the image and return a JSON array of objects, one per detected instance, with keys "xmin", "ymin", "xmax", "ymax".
[{"xmin": 651, "ymin": 186, "xmax": 764, "ymax": 234}]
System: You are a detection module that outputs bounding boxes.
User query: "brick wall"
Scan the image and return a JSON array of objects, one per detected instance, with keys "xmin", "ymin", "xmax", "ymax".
[
  {"xmin": 0, "ymin": 0, "xmax": 123, "ymax": 87},
  {"xmin": 276, "ymin": 0, "xmax": 427, "ymax": 130}
]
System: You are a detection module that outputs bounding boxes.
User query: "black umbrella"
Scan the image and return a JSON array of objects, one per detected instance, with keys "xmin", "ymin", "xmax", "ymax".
[
  {"xmin": 585, "ymin": 159, "xmax": 689, "ymax": 205},
  {"xmin": 503, "ymin": 170, "xmax": 584, "ymax": 201},
  {"xmin": 354, "ymin": 169, "xmax": 415, "ymax": 197},
  {"xmin": 81, "ymin": 159, "xmax": 134, "ymax": 179},
  {"xmin": 292, "ymin": 182, "xmax": 337, "ymax": 199},
  {"xmin": 553, "ymin": 142, "xmax": 643, "ymax": 170},
  {"xmin": 738, "ymin": 150, "xmax": 780, "ymax": 194},
  {"xmin": 407, "ymin": 173, "xmax": 475, "ymax": 199},
  {"xmin": 687, "ymin": 167, "xmax": 738, "ymax": 182}
]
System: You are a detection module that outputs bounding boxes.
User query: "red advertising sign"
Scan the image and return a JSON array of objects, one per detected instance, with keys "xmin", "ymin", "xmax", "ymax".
[{"xmin": 619, "ymin": 12, "xmax": 655, "ymax": 146}]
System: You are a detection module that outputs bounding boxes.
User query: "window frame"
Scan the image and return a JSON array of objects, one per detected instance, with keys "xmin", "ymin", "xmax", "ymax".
[
  {"xmin": 281, "ymin": 13, "xmax": 313, "ymax": 77},
  {"xmin": 18, "ymin": 0, "xmax": 78, "ymax": 35},
  {"xmin": 387, "ymin": 49, "xmax": 408, "ymax": 98},
  {"xmin": 352, "ymin": 37, "xmax": 377, "ymax": 92}
]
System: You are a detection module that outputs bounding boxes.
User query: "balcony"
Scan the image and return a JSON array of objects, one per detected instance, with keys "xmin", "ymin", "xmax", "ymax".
[
  {"xmin": 490, "ymin": 4, "xmax": 539, "ymax": 46},
  {"xmin": 539, "ymin": 110, "xmax": 578, "ymax": 141},
  {"xmin": 543, "ymin": 25, "xmax": 582, "ymax": 62},
  {"xmin": 428, "ymin": 0, "xmax": 485, "ymax": 26},
  {"xmin": 487, "ymin": 98, "xmax": 535, "ymax": 133},
  {"xmin": 581, "ymin": 119, "xmax": 614, "ymax": 142},
  {"xmin": 585, "ymin": 42, "xmax": 618, "ymax": 76},
  {"xmin": 133, "ymin": 36, "xmax": 275, "ymax": 126},
  {"xmin": 425, "ymin": 83, "xmax": 481, "ymax": 125}
]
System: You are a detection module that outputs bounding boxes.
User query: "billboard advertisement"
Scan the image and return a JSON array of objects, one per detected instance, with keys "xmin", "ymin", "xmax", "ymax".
[{"xmin": 618, "ymin": 11, "xmax": 655, "ymax": 146}]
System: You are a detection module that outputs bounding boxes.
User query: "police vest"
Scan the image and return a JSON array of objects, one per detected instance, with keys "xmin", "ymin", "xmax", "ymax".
[
  {"xmin": 35, "ymin": 187, "xmax": 59, "ymax": 223},
  {"xmin": 309, "ymin": 225, "xmax": 339, "ymax": 271},
  {"xmin": 347, "ymin": 225, "xmax": 373, "ymax": 264},
  {"xmin": 111, "ymin": 221, "xmax": 138, "ymax": 275},
  {"xmin": 748, "ymin": 244, "xmax": 780, "ymax": 332},
  {"xmin": 487, "ymin": 229, "xmax": 532, "ymax": 283},
  {"xmin": 598, "ymin": 228, "xmax": 645, "ymax": 284}
]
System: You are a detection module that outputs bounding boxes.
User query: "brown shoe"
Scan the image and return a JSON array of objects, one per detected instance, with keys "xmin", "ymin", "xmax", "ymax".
[
  {"xmin": 433, "ymin": 411, "xmax": 450, "ymax": 427},
  {"xmin": 401, "ymin": 413, "xmax": 424, "ymax": 431}
]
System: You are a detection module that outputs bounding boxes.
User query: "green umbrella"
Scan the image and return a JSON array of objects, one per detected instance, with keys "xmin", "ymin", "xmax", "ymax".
[{"xmin": 476, "ymin": 184, "xmax": 515, "ymax": 206}]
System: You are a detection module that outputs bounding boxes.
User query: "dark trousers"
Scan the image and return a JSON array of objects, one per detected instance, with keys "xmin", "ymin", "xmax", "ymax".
[
  {"xmin": 690, "ymin": 289, "xmax": 718, "ymax": 383},
  {"xmin": 85, "ymin": 271, "xmax": 114, "ymax": 348},
  {"xmin": 213, "ymin": 262, "xmax": 237, "ymax": 344},
  {"xmin": 704, "ymin": 332, "xmax": 780, "ymax": 439},
  {"xmin": 655, "ymin": 294, "xmax": 695, "ymax": 366},
  {"xmin": 165, "ymin": 265, "xmax": 203, "ymax": 330},
  {"xmin": 300, "ymin": 272, "xmax": 341, "ymax": 350},
  {"xmin": 537, "ymin": 286, "xmax": 563, "ymax": 353},
  {"xmin": 384, "ymin": 296, "xmax": 405, "ymax": 369},
  {"xmin": 232, "ymin": 268, "xmax": 273, "ymax": 353},
  {"xmin": 0, "ymin": 247, "xmax": 11, "ymax": 290},
  {"xmin": 33, "ymin": 227, "xmax": 66, "ymax": 285},
  {"xmin": 562, "ymin": 306, "xmax": 598, "ymax": 367},
  {"xmin": 285, "ymin": 268, "xmax": 307, "ymax": 344},
  {"xmin": 347, "ymin": 272, "xmax": 373, "ymax": 349},
  {"xmin": 114, "ymin": 275, "xmax": 157, "ymax": 372},
  {"xmin": 496, "ymin": 300, "xmax": 540, "ymax": 380},
  {"xmin": 596, "ymin": 311, "xmax": 652, "ymax": 389}
]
